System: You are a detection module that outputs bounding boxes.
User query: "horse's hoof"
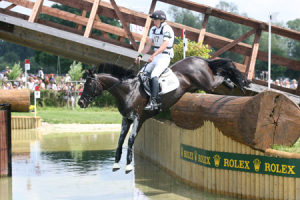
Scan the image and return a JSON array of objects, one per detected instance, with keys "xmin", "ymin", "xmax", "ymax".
[
  {"xmin": 124, "ymin": 164, "xmax": 133, "ymax": 173},
  {"xmin": 112, "ymin": 163, "xmax": 121, "ymax": 172}
]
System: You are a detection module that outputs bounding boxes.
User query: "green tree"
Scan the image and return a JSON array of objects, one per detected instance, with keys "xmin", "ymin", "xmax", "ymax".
[
  {"xmin": 68, "ymin": 61, "xmax": 85, "ymax": 81},
  {"xmin": 3, "ymin": 52, "xmax": 20, "ymax": 64},
  {"xmin": 167, "ymin": 6, "xmax": 202, "ymax": 29},
  {"xmin": 255, "ymin": 22, "xmax": 289, "ymax": 80},
  {"xmin": 8, "ymin": 62, "xmax": 23, "ymax": 80},
  {"xmin": 285, "ymin": 19, "xmax": 300, "ymax": 79},
  {"xmin": 171, "ymin": 37, "xmax": 211, "ymax": 65}
]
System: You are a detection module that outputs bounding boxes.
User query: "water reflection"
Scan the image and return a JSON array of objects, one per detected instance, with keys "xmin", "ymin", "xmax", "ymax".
[{"xmin": 0, "ymin": 129, "xmax": 245, "ymax": 200}]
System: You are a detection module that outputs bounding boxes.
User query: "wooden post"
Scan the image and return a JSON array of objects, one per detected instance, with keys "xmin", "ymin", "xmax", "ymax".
[
  {"xmin": 28, "ymin": 0, "xmax": 44, "ymax": 23},
  {"xmin": 246, "ymin": 29, "xmax": 262, "ymax": 80},
  {"xmin": 76, "ymin": 10, "xmax": 87, "ymax": 30},
  {"xmin": 211, "ymin": 28, "xmax": 256, "ymax": 59},
  {"xmin": 198, "ymin": 9, "xmax": 211, "ymax": 43},
  {"xmin": 84, "ymin": 0, "xmax": 101, "ymax": 38},
  {"xmin": 138, "ymin": 0, "xmax": 157, "ymax": 53},
  {"xmin": 110, "ymin": 0, "xmax": 138, "ymax": 50}
]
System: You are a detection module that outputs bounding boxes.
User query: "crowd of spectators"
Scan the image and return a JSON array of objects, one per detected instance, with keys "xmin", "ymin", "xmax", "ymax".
[
  {"xmin": 273, "ymin": 78, "xmax": 298, "ymax": 89},
  {"xmin": 0, "ymin": 66, "xmax": 85, "ymax": 105}
]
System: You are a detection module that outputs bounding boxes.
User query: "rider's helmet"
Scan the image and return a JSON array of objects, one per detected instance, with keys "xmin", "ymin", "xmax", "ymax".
[
  {"xmin": 39, "ymin": 67, "xmax": 43, "ymax": 70},
  {"xmin": 150, "ymin": 10, "xmax": 167, "ymax": 20}
]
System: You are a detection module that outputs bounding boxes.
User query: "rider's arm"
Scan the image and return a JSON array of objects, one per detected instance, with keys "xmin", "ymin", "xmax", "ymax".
[
  {"xmin": 135, "ymin": 38, "xmax": 153, "ymax": 63},
  {"xmin": 140, "ymin": 38, "xmax": 153, "ymax": 55}
]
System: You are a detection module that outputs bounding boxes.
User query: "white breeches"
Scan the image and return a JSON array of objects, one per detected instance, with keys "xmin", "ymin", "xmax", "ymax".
[{"xmin": 141, "ymin": 54, "xmax": 171, "ymax": 78}]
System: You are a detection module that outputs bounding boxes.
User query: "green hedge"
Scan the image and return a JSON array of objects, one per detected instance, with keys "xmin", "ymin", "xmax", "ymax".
[{"xmin": 30, "ymin": 90, "xmax": 117, "ymax": 108}]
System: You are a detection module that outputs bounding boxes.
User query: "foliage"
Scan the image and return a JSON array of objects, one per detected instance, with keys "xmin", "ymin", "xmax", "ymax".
[
  {"xmin": 8, "ymin": 62, "xmax": 23, "ymax": 80},
  {"xmin": 93, "ymin": 92, "xmax": 117, "ymax": 107},
  {"xmin": 68, "ymin": 61, "xmax": 85, "ymax": 81},
  {"xmin": 154, "ymin": 108, "xmax": 173, "ymax": 121},
  {"xmin": 167, "ymin": 7, "xmax": 202, "ymax": 29},
  {"xmin": 30, "ymin": 89, "xmax": 118, "ymax": 108},
  {"xmin": 171, "ymin": 37, "xmax": 211, "ymax": 65}
]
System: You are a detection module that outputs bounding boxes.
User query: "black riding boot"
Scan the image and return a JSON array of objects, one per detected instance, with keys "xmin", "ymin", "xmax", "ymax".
[{"xmin": 144, "ymin": 77, "xmax": 159, "ymax": 110}]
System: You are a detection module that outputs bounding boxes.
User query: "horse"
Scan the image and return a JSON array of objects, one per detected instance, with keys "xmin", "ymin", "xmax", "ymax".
[{"xmin": 78, "ymin": 56, "xmax": 251, "ymax": 173}]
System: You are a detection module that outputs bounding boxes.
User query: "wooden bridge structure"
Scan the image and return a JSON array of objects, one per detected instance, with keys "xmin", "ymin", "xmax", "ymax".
[{"xmin": 0, "ymin": 0, "xmax": 300, "ymax": 101}]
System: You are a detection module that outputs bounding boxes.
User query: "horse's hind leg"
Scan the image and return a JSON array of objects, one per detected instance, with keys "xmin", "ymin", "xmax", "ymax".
[
  {"xmin": 125, "ymin": 117, "xmax": 143, "ymax": 173},
  {"xmin": 113, "ymin": 117, "xmax": 132, "ymax": 172}
]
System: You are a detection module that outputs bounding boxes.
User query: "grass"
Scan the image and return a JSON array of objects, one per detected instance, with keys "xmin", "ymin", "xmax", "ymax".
[
  {"xmin": 12, "ymin": 106, "xmax": 122, "ymax": 124},
  {"xmin": 272, "ymin": 139, "xmax": 300, "ymax": 154}
]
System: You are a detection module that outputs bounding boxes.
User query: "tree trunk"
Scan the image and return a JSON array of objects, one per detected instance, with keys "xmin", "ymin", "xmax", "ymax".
[
  {"xmin": 0, "ymin": 89, "xmax": 30, "ymax": 112},
  {"xmin": 170, "ymin": 90, "xmax": 300, "ymax": 151}
]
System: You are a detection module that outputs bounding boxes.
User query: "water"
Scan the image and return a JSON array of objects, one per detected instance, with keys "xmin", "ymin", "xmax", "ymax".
[{"xmin": 0, "ymin": 129, "xmax": 238, "ymax": 200}]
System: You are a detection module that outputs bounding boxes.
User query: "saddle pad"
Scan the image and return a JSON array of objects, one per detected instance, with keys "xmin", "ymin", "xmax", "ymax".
[{"xmin": 158, "ymin": 71, "xmax": 180, "ymax": 95}]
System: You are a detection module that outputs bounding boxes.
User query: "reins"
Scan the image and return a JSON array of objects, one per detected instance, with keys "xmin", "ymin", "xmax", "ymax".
[{"xmin": 82, "ymin": 62, "xmax": 148, "ymax": 101}]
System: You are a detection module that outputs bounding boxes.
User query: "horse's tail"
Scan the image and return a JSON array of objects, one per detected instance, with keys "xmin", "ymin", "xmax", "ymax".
[{"xmin": 205, "ymin": 58, "xmax": 251, "ymax": 93}]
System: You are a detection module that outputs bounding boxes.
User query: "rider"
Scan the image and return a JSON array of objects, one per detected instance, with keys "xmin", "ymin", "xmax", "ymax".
[
  {"xmin": 37, "ymin": 67, "xmax": 44, "ymax": 81},
  {"xmin": 135, "ymin": 10, "xmax": 175, "ymax": 110}
]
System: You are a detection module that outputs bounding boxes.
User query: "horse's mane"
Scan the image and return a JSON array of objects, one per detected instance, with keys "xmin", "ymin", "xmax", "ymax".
[{"xmin": 97, "ymin": 62, "xmax": 136, "ymax": 80}]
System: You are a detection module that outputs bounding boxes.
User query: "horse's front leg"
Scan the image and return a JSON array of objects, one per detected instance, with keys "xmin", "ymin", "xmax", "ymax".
[
  {"xmin": 112, "ymin": 117, "xmax": 133, "ymax": 172},
  {"xmin": 125, "ymin": 117, "xmax": 143, "ymax": 173}
]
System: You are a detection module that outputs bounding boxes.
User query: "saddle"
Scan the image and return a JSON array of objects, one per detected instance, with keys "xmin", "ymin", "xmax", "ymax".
[{"xmin": 139, "ymin": 68, "xmax": 180, "ymax": 97}]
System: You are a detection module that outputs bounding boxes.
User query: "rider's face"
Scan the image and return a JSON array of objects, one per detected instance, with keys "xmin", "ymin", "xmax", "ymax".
[{"xmin": 153, "ymin": 19, "xmax": 161, "ymax": 28}]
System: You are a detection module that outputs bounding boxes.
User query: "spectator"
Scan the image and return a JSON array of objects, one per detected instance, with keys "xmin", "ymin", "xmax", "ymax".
[
  {"xmin": 4, "ymin": 66, "xmax": 10, "ymax": 78},
  {"xmin": 49, "ymin": 74, "xmax": 56, "ymax": 84},
  {"xmin": 38, "ymin": 79, "xmax": 45, "ymax": 89},
  {"xmin": 47, "ymin": 80, "xmax": 57, "ymax": 90},
  {"xmin": 284, "ymin": 79, "xmax": 290, "ymax": 88},
  {"xmin": 0, "ymin": 72, "xmax": 3, "ymax": 81},
  {"xmin": 17, "ymin": 80, "xmax": 24, "ymax": 89},
  {"xmin": 275, "ymin": 80, "xmax": 280, "ymax": 86},
  {"xmin": 279, "ymin": 78, "xmax": 284, "ymax": 87},
  {"xmin": 3, "ymin": 81, "xmax": 11, "ymax": 90},
  {"xmin": 78, "ymin": 83, "xmax": 84, "ymax": 97},
  {"xmin": 12, "ymin": 84, "xmax": 18, "ymax": 89},
  {"xmin": 27, "ymin": 77, "xmax": 35, "ymax": 90},
  {"xmin": 291, "ymin": 79, "xmax": 298, "ymax": 89},
  {"xmin": 21, "ymin": 74, "xmax": 26, "ymax": 83},
  {"xmin": 64, "ymin": 74, "xmax": 71, "ymax": 83},
  {"xmin": 37, "ymin": 67, "xmax": 44, "ymax": 81}
]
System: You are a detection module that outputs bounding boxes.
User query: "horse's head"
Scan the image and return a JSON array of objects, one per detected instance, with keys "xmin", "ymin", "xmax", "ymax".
[{"xmin": 78, "ymin": 67, "xmax": 103, "ymax": 108}]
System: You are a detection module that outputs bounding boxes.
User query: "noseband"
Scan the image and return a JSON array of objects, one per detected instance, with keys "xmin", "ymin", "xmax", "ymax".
[{"xmin": 81, "ymin": 74, "xmax": 102, "ymax": 104}]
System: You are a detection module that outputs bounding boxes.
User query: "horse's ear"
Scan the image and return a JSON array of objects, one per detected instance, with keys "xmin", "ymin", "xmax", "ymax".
[
  {"xmin": 91, "ymin": 65, "xmax": 95, "ymax": 73},
  {"xmin": 85, "ymin": 69, "xmax": 89, "ymax": 75},
  {"xmin": 88, "ymin": 69, "xmax": 94, "ymax": 77}
]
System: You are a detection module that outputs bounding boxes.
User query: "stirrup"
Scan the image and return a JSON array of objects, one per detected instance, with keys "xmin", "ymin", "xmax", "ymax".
[{"xmin": 144, "ymin": 101, "xmax": 158, "ymax": 110}]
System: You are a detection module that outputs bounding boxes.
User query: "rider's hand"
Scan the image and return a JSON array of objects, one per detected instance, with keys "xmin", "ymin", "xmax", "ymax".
[
  {"xmin": 135, "ymin": 57, "xmax": 141, "ymax": 64},
  {"xmin": 148, "ymin": 55, "xmax": 155, "ymax": 63}
]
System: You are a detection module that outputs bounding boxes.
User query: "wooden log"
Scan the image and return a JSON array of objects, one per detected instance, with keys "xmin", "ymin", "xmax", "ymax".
[
  {"xmin": 170, "ymin": 90, "xmax": 300, "ymax": 150},
  {"xmin": 0, "ymin": 89, "xmax": 30, "ymax": 112}
]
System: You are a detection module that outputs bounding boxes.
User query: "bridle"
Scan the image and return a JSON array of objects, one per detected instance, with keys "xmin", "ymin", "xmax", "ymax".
[
  {"xmin": 80, "ymin": 62, "xmax": 147, "ymax": 105},
  {"xmin": 80, "ymin": 74, "xmax": 102, "ymax": 104}
]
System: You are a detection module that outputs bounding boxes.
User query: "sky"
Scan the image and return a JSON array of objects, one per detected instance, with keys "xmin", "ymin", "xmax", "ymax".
[{"xmin": 0, "ymin": 0, "xmax": 299, "ymax": 25}]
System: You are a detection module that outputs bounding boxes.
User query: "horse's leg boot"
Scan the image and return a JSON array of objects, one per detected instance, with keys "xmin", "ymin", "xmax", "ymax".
[{"xmin": 144, "ymin": 77, "xmax": 159, "ymax": 110}]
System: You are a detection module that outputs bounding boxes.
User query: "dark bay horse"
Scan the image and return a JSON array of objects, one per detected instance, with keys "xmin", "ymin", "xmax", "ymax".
[{"xmin": 78, "ymin": 56, "xmax": 250, "ymax": 173}]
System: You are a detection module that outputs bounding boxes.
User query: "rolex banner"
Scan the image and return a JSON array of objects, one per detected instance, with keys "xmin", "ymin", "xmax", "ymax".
[{"xmin": 180, "ymin": 144, "xmax": 298, "ymax": 178}]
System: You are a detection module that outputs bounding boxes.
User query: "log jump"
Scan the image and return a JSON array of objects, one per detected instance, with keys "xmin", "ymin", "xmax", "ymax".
[
  {"xmin": 0, "ymin": 89, "xmax": 30, "ymax": 112},
  {"xmin": 170, "ymin": 90, "xmax": 300, "ymax": 151}
]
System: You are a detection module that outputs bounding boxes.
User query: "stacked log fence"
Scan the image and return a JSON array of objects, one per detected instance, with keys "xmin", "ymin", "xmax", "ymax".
[{"xmin": 135, "ymin": 90, "xmax": 300, "ymax": 199}]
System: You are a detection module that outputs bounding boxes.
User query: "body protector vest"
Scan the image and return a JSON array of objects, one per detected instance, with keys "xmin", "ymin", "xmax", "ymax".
[{"xmin": 150, "ymin": 22, "xmax": 174, "ymax": 58}]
